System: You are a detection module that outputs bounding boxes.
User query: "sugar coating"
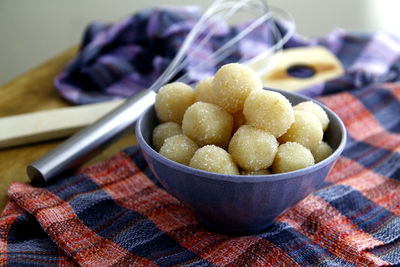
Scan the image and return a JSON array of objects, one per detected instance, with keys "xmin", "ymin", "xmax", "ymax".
[
  {"xmin": 294, "ymin": 101, "xmax": 330, "ymax": 132},
  {"xmin": 243, "ymin": 90, "xmax": 294, "ymax": 138},
  {"xmin": 312, "ymin": 141, "xmax": 333, "ymax": 163},
  {"xmin": 155, "ymin": 82, "xmax": 195, "ymax": 124},
  {"xmin": 272, "ymin": 142, "xmax": 315, "ymax": 173},
  {"xmin": 194, "ymin": 77, "xmax": 214, "ymax": 104},
  {"xmin": 152, "ymin": 122, "xmax": 182, "ymax": 151},
  {"xmin": 241, "ymin": 169, "xmax": 271, "ymax": 175},
  {"xmin": 278, "ymin": 110, "xmax": 323, "ymax": 150},
  {"xmin": 159, "ymin": 134, "xmax": 199, "ymax": 165},
  {"xmin": 182, "ymin": 102, "xmax": 233, "ymax": 148},
  {"xmin": 189, "ymin": 145, "xmax": 239, "ymax": 175},
  {"xmin": 211, "ymin": 63, "xmax": 263, "ymax": 113},
  {"xmin": 228, "ymin": 125, "xmax": 278, "ymax": 171}
]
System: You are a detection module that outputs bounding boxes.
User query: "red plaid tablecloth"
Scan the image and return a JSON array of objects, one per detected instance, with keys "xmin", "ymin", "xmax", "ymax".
[{"xmin": 1, "ymin": 83, "xmax": 400, "ymax": 265}]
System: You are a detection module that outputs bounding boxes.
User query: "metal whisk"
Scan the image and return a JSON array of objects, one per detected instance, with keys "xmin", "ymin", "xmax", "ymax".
[{"xmin": 27, "ymin": 0, "xmax": 295, "ymax": 184}]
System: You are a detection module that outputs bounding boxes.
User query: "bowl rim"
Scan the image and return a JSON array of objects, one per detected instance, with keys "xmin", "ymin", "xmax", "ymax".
[{"xmin": 136, "ymin": 88, "xmax": 347, "ymax": 184}]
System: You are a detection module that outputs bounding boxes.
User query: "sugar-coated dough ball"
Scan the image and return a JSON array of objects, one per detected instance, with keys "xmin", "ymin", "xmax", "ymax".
[
  {"xmin": 294, "ymin": 101, "xmax": 329, "ymax": 132},
  {"xmin": 152, "ymin": 122, "xmax": 182, "ymax": 151},
  {"xmin": 279, "ymin": 110, "xmax": 323, "ymax": 150},
  {"xmin": 189, "ymin": 145, "xmax": 239, "ymax": 175},
  {"xmin": 228, "ymin": 125, "xmax": 278, "ymax": 171},
  {"xmin": 155, "ymin": 82, "xmax": 195, "ymax": 124},
  {"xmin": 272, "ymin": 142, "xmax": 315, "ymax": 173},
  {"xmin": 312, "ymin": 141, "xmax": 333, "ymax": 163},
  {"xmin": 194, "ymin": 77, "xmax": 214, "ymax": 104},
  {"xmin": 159, "ymin": 134, "xmax": 198, "ymax": 165},
  {"xmin": 243, "ymin": 90, "xmax": 294, "ymax": 138},
  {"xmin": 182, "ymin": 102, "xmax": 233, "ymax": 148},
  {"xmin": 241, "ymin": 169, "xmax": 270, "ymax": 175},
  {"xmin": 211, "ymin": 63, "xmax": 263, "ymax": 113}
]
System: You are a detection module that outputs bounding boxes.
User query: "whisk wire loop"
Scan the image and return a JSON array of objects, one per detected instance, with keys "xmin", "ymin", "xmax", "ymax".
[{"xmin": 150, "ymin": 0, "xmax": 293, "ymax": 88}]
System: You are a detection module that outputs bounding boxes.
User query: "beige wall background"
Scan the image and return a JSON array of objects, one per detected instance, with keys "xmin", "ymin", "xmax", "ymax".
[{"xmin": 0, "ymin": 0, "xmax": 398, "ymax": 86}]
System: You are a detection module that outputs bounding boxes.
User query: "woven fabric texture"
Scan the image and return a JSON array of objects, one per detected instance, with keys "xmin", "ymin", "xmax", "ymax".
[
  {"xmin": 55, "ymin": 6, "xmax": 284, "ymax": 104},
  {"xmin": 54, "ymin": 7, "xmax": 400, "ymax": 105},
  {"xmin": 2, "ymin": 83, "xmax": 400, "ymax": 265}
]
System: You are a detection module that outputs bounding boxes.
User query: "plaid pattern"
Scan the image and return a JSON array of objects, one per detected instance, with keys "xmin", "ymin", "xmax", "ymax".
[
  {"xmin": 1, "ymin": 83, "xmax": 400, "ymax": 265},
  {"xmin": 53, "ymin": 7, "xmax": 400, "ymax": 105},
  {"xmin": 2, "ymin": 6, "xmax": 400, "ymax": 267},
  {"xmin": 54, "ymin": 6, "xmax": 300, "ymax": 105}
]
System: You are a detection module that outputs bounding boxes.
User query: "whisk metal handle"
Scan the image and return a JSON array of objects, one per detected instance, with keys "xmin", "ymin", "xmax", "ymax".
[{"xmin": 27, "ymin": 89, "xmax": 156, "ymax": 185}]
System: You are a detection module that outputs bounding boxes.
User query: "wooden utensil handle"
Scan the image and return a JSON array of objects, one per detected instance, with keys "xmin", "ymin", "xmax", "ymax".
[{"xmin": 0, "ymin": 100, "xmax": 124, "ymax": 149}]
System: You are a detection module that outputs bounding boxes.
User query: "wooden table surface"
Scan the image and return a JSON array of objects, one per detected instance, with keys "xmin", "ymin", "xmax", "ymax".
[{"xmin": 0, "ymin": 46, "xmax": 137, "ymax": 212}]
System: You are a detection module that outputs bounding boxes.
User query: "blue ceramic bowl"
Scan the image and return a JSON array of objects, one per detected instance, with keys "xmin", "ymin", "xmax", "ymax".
[{"xmin": 136, "ymin": 89, "xmax": 346, "ymax": 234}]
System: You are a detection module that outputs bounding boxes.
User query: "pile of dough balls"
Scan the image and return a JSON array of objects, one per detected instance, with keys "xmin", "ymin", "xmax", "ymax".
[{"xmin": 152, "ymin": 63, "xmax": 333, "ymax": 175}]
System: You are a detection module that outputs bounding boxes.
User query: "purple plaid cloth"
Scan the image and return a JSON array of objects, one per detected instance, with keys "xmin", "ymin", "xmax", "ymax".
[
  {"xmin": 54, "ymin": 7, "xmax": 400, "ymax": 104},
  {"xmin": 54, "ymin": 6, "xmax": 300, "ymax": 104},
  {"xmin": 303, "ymin": 30, "xmax": 400, "ymax": 97}
]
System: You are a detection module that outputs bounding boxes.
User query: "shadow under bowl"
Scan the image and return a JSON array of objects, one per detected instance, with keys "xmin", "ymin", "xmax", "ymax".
[{"xmin": 136, "ymin": 88, "xmax": 347, "ymax": 234}]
